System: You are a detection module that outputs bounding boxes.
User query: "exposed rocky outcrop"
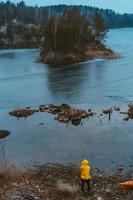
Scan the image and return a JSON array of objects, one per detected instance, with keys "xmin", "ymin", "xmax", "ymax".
[
  {"xmin": 127, "ymin": 103, "xmax": 133, "ymax": 119},
  {"xmin": 103, "ymin": 108, "xmax": 113, "ymax": 114},
  {"xmin": 41, "ymin": 103, "xmax": 94, "ymax": 125},
  {"xmin": 0, "ymin": 130, "xmax": 10, "ymax": 139},
  {"xmin": 9, "ymin": 108, "xmax": 39, "ymax": 118},
  {"xmin": 9, "ymin": 103, "xmax": 133, "ymax": 125},
  {"xmin": 9, "ymin": 104, "xmax": 95, "ymax": 126},
  {"xmin": 40, "ymin": 48, "xmax": 119, "ymax": 65}
]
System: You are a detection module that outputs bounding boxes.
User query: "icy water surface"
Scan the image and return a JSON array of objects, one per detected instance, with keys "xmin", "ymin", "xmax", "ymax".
[{"xmin": 0, "ymin": 28, "xmax": 133, "ymax": 170}]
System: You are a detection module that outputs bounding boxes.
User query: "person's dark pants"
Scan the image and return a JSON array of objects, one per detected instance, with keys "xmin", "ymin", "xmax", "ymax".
[{"xmin": 81, "ymin": 179, "xmax": 91, "ymax": 192}]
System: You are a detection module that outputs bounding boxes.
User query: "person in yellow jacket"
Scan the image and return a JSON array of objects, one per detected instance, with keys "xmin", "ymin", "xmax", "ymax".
[{"xmin": 80, "ymin": 159, "xmax": 91, "ymax": 192}]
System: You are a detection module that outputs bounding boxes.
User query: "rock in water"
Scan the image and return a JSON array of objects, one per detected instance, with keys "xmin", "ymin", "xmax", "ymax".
[
  {"xmin": 0, "ymin": 130, "xmax": 10, "ymax": 139},
  {"xmin": 103, "ymin": 108, "xmax": 113, "ymax": 114},
  {"xmin": 71, "ymin": 117, "xmax": 81, "ymax": 126},
  {"xmin": 128, "ymin": 103, "xmax": 133, "ymax": 110},
  {"xmin": 9, "ymin": 109, "xmax": 35, "ymax": 118}
]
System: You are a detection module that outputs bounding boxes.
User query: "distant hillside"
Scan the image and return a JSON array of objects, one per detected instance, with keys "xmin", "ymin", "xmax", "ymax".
[{"xmin": 0, "ymin": 1, "xmax": 133, "ymax": 28}]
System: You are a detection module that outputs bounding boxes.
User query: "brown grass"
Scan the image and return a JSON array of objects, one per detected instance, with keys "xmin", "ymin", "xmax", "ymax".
[{"xmin": 0, "ymin": 161, "xmax": 16, "ymax": 186}]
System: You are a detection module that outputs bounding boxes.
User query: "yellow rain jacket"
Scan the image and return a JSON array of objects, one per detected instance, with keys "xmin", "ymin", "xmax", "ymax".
[{"xmin": 80, "ymin": 159, "xmax": 91, "ymax": 180}]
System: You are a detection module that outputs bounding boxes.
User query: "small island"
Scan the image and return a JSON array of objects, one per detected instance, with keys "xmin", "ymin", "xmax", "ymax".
[{"xmin": 39, "ymin": 9, "xmax": 118, "ymax": 65}]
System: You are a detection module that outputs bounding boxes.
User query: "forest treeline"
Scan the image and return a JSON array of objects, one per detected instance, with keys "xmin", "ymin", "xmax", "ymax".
[
  {"xmin": 42, "ymin": 9, "xmax": 107, "ymax": 54},
  {"xmin": 0, "ymin": 1, "xmax": 133, "ymax": 28},
  {"xmin": 39, "ymin": 9, "xmax": 118, "ymax": 65}
]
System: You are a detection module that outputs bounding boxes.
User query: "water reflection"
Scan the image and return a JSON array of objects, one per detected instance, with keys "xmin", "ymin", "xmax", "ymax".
[
  {"xmin": 0, "ymin": 52, "xmax": 16, "ymax": 59},
  {"xmin": 47, "ymin": 60, "xmax": 106, "ymax": 103},
  {"xmin": 47, "ymin": 64, "xmax": 86, "ymax": 100},
  {"xmin": 1, "ymin": 29, "xmax": 133, "ymax": 169}
]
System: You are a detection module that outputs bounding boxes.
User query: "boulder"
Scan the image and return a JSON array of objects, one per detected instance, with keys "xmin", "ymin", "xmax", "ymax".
[
  {"xmin": 9, "ymin": 109, "xmax": 35, "ymax": 118},
  {"xmin": 57, "ymin": 114, "xmax": 70, "ymax": 123},
  {"xmin": 103, "ymin": 108, "xmax": 113, "ymax": 114},
  {"xmin": 113, "ymin": 106, "xmax": 120, "ymax": 111},
  {"xmin": 39, "ymin": 105, "xmax": 48, "ymax": 112},
  {"xmin": 128, "ymin": 103, "xmax": 133, "ymax": 110},
  {"xmin": 71, "ymin": 118, "xmax": 81, "ymax": 126},
  {"xmin": 0, "ymin": 130, "xmax": 10, "ymax": 139}
]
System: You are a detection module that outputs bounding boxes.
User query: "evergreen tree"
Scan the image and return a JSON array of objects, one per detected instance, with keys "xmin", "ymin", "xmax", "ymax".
[
  {"xmin": 6, "ymin": 21, "xmax": 14, "ymax": 43},
  {"xmin": 94, "ymin": 11, "xmax": 108, "ymax": 42},
  {"xmin": 42, "ymin": 9, "xmax": 93, "ymax": 54},
  {"xmin": 43, "ymin": 17, "xmax": 56, "ymax": 52},
  {"xmin": 23, "ymin": 29, "xmax": 32, "ymax": 41},
  {"xmin": 0, "ymin": 2, "xmax": 133, "ymax": 28},
  {"xmin": 0, "ymin": 32, "xmax": 4, "ymax": 44}
]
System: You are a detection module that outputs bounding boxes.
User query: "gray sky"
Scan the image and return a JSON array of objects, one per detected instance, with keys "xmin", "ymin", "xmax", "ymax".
[{"xmin": 6, "ymin": 0, "xmax": 133, "ymax": 14}]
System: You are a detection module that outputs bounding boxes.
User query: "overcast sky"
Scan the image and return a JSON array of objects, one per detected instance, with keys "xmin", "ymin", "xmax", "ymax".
[{"xmin": 5, "ymin": 0, "xmax": 133, "ymax": 14}]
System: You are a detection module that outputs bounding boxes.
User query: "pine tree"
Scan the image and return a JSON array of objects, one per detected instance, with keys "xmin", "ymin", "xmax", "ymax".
[
  {"xmin": 6, "ymin": 21, "xmax": 14, "ymax": 43},
  {"xmin": 94, "ymin": 11, "xmax": 108, "ymax": 42},
  {"xmin": 42, "ymin": 9, "xmax": 93, "ymax": 54}
]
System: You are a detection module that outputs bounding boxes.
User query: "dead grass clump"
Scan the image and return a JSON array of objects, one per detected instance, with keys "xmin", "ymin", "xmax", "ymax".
[
  {"xmin": 0, "ymin": 160, "xmax": 21, "ymax": 187},
  {"xmin": 0, "ymin": 161, "xmax": 13, "ymax": 186}
]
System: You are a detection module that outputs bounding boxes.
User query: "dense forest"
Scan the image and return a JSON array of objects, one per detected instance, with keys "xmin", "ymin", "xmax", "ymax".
[
  {"xmin": 0, "ymin": 1, "xmax": 133, "ymax": 28},
  {"xmin": 42, "ymin": 9, "xmax": 107, "ymax": 53},
  {"xmin": 0, "ymin": 1, "xmax": 132, "ymax": 50},
  {"xmin": 39, "ymin": 9, "xmax": 117, "ymax": 65}
]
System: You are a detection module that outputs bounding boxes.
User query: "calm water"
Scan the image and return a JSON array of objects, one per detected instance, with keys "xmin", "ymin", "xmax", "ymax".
[{"xmin": 0, "ymin": 28, "xmax": 133, "ymax": 170}]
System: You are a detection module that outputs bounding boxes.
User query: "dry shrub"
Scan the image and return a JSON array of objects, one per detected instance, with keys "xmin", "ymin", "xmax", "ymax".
[
  {"xmin": 0, "ymin": 140, "xmax": 24, "ymax": 187},
  {"xmin": 0, "ymin": 160, "xmax": 14, "ymax": 186},
  {"xmin": 0, "ymin": 160, "xmax": 23, "ymax": 187}
]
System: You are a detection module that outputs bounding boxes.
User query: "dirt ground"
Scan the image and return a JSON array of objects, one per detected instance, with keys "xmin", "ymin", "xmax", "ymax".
[{"xmin": 0, "ymin": 164, "xmax": 133, "ymax": 200}]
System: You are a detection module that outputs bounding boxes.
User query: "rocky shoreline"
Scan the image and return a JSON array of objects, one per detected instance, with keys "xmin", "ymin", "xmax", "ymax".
[
  {"xmin": 39, "ymin": 47, "xmax": 119, "ymax": 65},
  {"xmin": 1, "ymin": 103, "xmax": 133, "ymax": 199},
  {"xmin": 1, "ymin": 164, "xmax": 133, "ymax": 200},
  {"xmin": 0, "ymin": 45, "xmax": 119, "ymax": 65}
]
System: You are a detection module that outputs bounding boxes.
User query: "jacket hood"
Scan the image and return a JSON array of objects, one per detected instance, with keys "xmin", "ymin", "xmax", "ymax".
[{"xmin": 81, "ymin": 159, "xmax": 89, "ymax": 166}]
